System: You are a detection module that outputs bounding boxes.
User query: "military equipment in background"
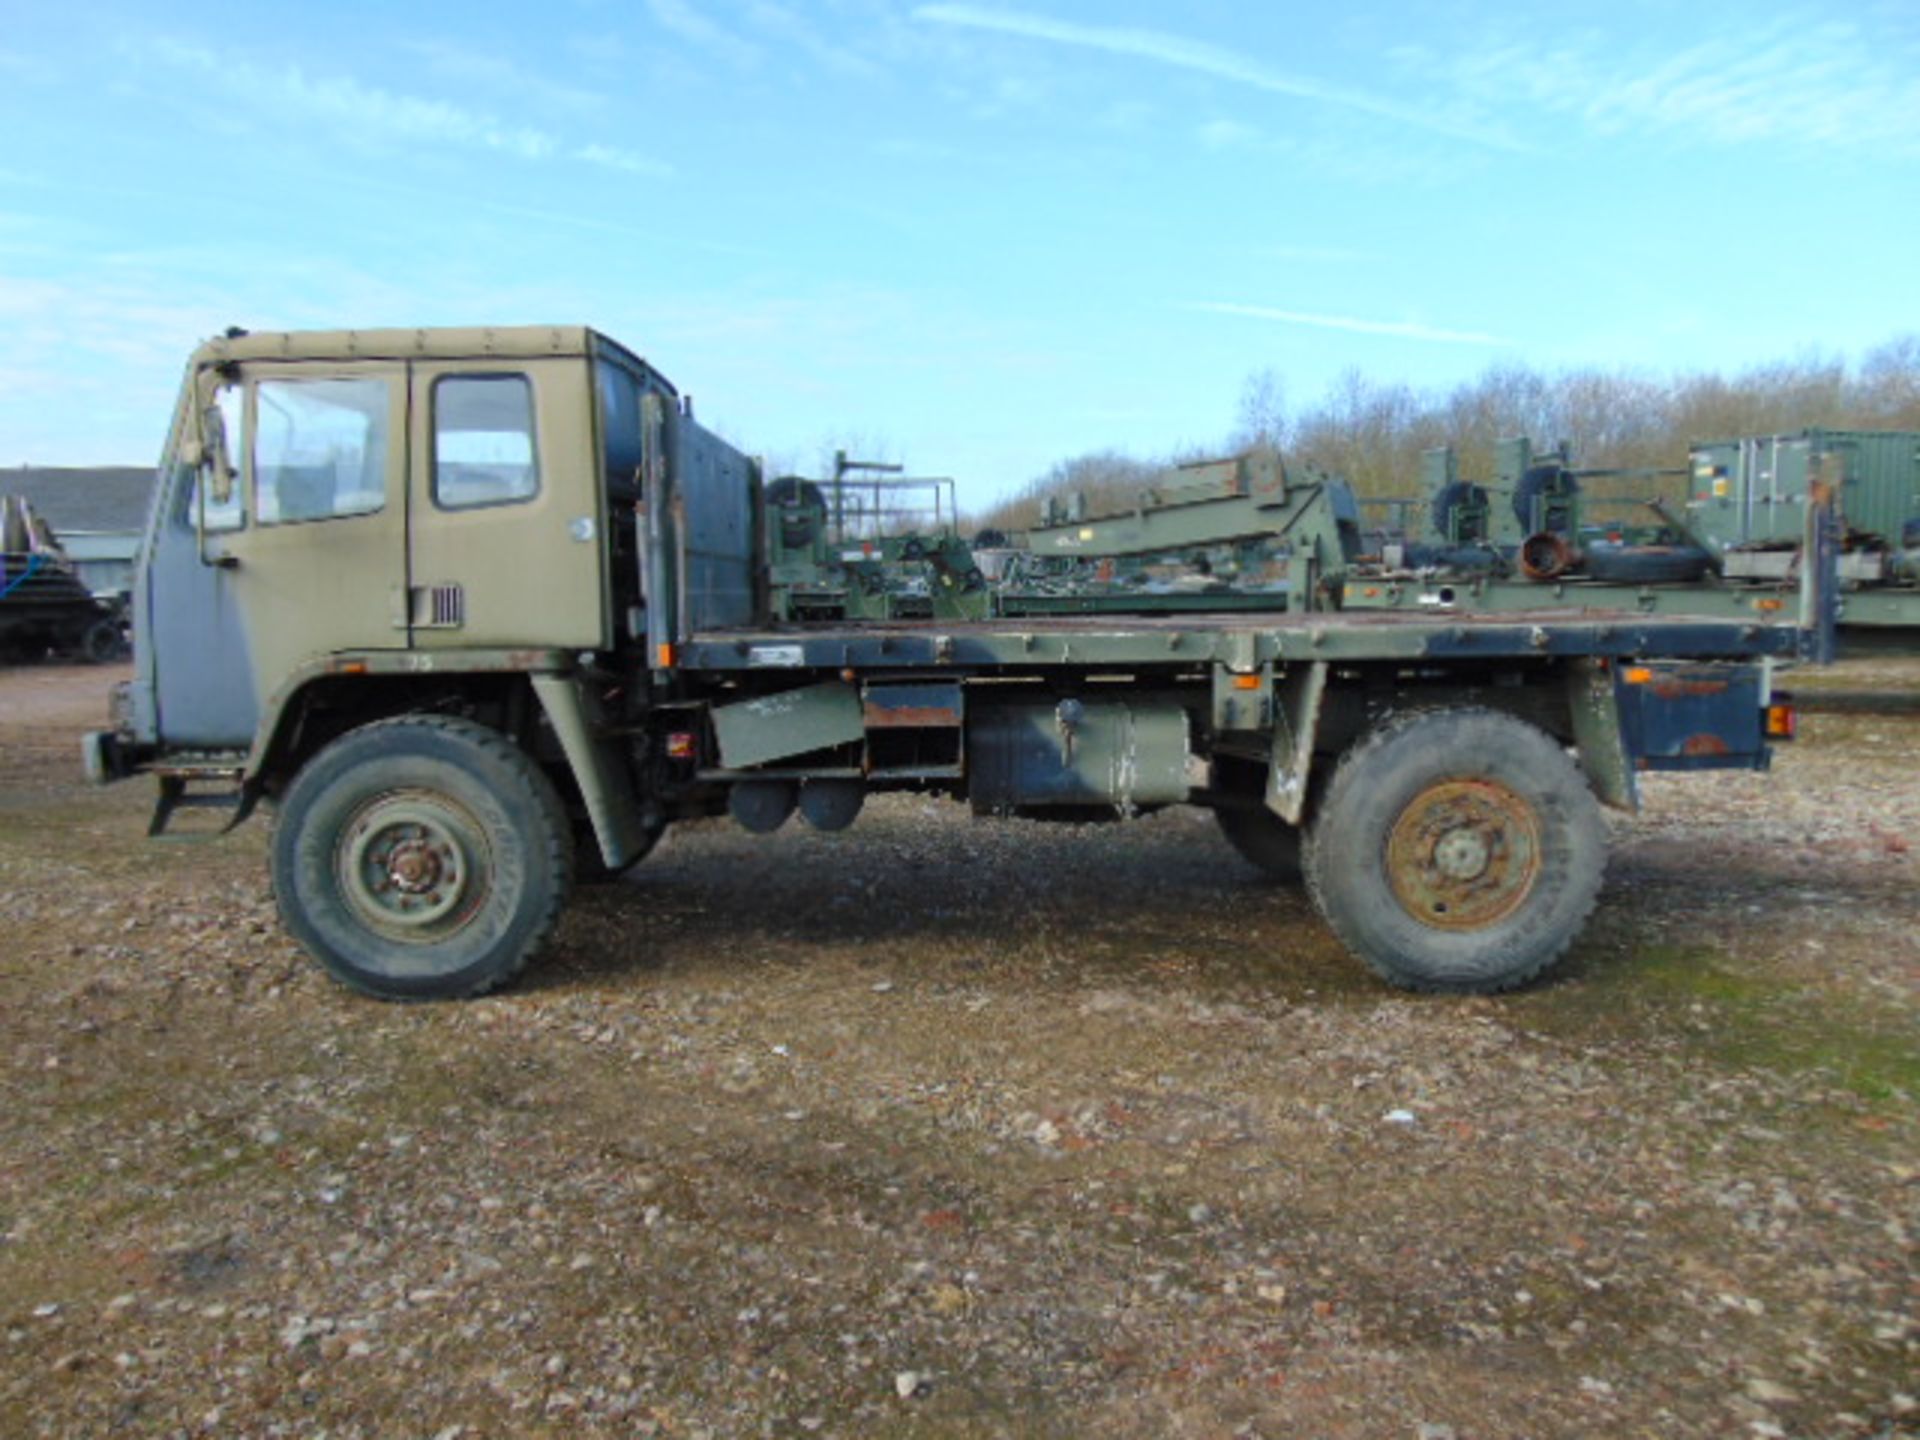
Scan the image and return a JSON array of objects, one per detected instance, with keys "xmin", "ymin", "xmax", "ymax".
[
  {"xmin": 994, "ymin": 449, "xmax": 1360, "ymax": 615},
  {"xmin": 1, "ymin": 495, "xmax": 128, "ymax": 663},
  {"xmin": 1345, "ymin": 432, "xmax": 1920, "ymax": 648},
  {"xmin": 765, "ymin": 460, "xmax": 989, "ymax": 623},
  {"xmin": 87, "ymin": 327, "xmax": 1828, "ymax": 1004}
]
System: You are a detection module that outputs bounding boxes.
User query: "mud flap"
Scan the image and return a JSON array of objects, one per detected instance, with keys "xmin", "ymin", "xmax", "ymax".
[
  {"xmin": 1565, "ymin": 658, "xmax": 1638, "ymax": 812},
  {"xmin": 531, "ymin": 674, "xmax": 652, "ymax": 869},
  {"xmin": 1264, "ymin": 660, "xmax": 1327, "ymax": 825}
]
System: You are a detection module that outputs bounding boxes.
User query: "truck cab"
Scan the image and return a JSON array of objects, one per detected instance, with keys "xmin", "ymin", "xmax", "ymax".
[{"xmin": 115, "ymin": 326, "xmax": 700, "ymax": 756}]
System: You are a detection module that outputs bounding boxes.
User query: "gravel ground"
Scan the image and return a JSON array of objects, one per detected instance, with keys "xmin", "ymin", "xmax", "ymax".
[{"xmin": 0, "ymin": 661, "xmax": 1914, "ymax": 1439}]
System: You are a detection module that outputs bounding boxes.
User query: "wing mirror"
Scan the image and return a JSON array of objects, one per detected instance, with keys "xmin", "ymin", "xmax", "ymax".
[{"xmin": 200, "ymin": 403, "xmax": 237, "ymax": 507}]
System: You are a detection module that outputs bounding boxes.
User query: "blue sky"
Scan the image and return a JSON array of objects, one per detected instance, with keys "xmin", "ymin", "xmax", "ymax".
[{"xmin": 2, "ymin": 0, "xmax": 1915, "ymax": 508}]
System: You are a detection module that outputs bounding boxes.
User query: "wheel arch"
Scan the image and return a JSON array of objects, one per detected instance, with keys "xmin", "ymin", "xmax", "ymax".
[
  {"xmin": 243, "ymin": 654, "xmax": 654, "ymax": 874},
  {"xmin": 1244, "ymin": 658, "xmax": 1631, "ymax": 831}
]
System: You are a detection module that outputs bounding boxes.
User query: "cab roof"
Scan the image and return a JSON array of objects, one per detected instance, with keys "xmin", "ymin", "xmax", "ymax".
[{"xmin": 191, "ymin": 325, "xmax": 672, "ymax": 391}]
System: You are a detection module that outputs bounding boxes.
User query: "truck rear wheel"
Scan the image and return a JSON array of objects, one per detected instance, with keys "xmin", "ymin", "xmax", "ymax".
[
  {"xmin": 1216, "ymin": 804, "xmax": 1302, "ymax": 880},
  {"xmin": 1305, "ymin": 708, "xmax": 1603, "ymax": 994},
  {"xmin": 1212, "ymin": 754, "xmax": 1303, "ymax": 881},
  {"xmin": 271, "ymin": 716, "xmax": 573, "ymax": 1000}
]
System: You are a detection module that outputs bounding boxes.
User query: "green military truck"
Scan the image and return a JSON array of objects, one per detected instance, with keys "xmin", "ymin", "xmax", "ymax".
[{"xmin": 86, "ymin": 327, "xmax": 1820, "ymax": 1002}]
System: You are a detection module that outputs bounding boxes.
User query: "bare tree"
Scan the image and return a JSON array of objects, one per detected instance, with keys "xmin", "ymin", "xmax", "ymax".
[{"xmin": 973, "ymin": 332, "xmax": 1920, "ymax": 525}]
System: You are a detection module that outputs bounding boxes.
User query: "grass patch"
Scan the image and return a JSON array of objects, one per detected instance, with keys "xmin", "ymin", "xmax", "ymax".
[{"xmin": 1541, "ymin": 942, "xmax": 1918, "ymax": 1108}]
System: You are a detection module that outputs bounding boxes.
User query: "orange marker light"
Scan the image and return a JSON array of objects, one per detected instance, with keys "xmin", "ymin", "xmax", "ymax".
[
  {"xmin": 655, "ymin": 642, "xmax": 676, "ymax": 669},
  {"xmin": 1623, "ymin": 666, "xmax": 1653, "ymax": 684},
  {"xmin": 1233, "ymin": 674, "xmax": 1261, "ymax": 691},
  {"xmin": 1765, "ymin": 704, "xmax": 1796, "ymax": 739}
]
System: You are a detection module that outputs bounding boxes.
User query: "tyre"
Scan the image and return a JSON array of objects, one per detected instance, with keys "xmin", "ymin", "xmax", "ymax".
[
  {"xmin": 1305, "ymin": 708, "xmax": 1604, "ymax": 994},
  {"xmin": 1400, "ymin": 542, "xmax": 1504, "ymax": 573},
  {"xmin": 1512, "ymin": 464, "xmax": 1578, "ymax": 533},
  {"xmin": 1582, "ymin": 541, "xmax": 1711, "ymax": 585},
  {"xmin": 1212, "ymin": 754, "xmax": 1302, "ymax": 881},
  {"xmin": 1216, "ymin": 804, "xmax": 1303, "ymax": 881},
  {"xmin": 271, "ymin": 716, "xmax": 574, "ymax": 1000},
  {"xmin": 79, "ymin": 617, "xmax": 124, "ymax": 664}
]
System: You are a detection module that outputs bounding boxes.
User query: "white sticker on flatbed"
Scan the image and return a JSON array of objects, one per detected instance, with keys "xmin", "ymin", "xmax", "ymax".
[{"xmin": 747, "ymin": 644, "xmax": 807, "ymax": 668}]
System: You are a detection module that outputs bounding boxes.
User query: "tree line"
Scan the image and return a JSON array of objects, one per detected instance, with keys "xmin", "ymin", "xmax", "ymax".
[{"xmin": 970, "ymin": 334, "xmax": 1920, "ymax": 533}]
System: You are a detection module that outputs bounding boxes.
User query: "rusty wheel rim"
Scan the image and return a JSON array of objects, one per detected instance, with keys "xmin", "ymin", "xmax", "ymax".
[{"xmin": 1384, "ymin": 778, "xmax": 1542, "ymax": 930}]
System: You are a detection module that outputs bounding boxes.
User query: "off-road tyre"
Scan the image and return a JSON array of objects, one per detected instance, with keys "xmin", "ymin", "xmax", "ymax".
[
  {"xmin": 1582, "ymin": 541, "xmax": 1712, "ymax": 585},
  {"xmin": 79, "ymin": 617, "xmax": 124, "ymax": 664},
  {"xmin": 1216, "ymin": 804, "xmax": 1303, "ymax": 881},
  {"xmin": 271, "ymin": 715, "xmax": 574, "ymax": 1001},
  {"xmin": 1304, "ymin": 707, "xmax": 1604, "ymax": 994}
]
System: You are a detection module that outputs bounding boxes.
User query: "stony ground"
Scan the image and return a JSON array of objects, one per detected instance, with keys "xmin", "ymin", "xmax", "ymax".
[{"xmin": 0, "ymin": 661, "xmax": 1914, "ymax": 1440}]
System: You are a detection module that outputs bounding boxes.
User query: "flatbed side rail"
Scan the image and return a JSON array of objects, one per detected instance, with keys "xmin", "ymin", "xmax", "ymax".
[{"xmin": 675, "ymin": 612, "xmax": 1806, "ymax": 675}]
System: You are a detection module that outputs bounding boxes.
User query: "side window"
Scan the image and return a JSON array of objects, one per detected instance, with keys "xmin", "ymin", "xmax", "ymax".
[
  {"xmin": 196, "ymin": 382, "xmax": 248, "ymax": 532},
  {"xmin": 256, "ymin": 377, "xmax": 389, "ymax": 524},
  {"xmin": 597, "ymin": 360, "xmax": 643, "ymax": 497},
  {"xmin": 434, "ymin": 375, "xmax": 539, "ymax": 509}
]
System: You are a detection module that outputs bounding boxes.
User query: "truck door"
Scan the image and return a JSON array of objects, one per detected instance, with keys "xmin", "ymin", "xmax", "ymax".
[
  {"xmin": 148, "ymin": 362, "xmax": 409, "ymax": 748},
  {"xmin": 405, "ymin": 359, "xmax": 605, "ymax": 651}
]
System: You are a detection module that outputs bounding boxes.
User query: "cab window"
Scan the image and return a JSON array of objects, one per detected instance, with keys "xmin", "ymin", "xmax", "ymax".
[
  {"xmin": 187, "ymin": 381, "xmax": 248, "ymax": 532},
  {"xmin": 434, "ymin": 375, "xmax": 539, "ymax": 509},
  {"xmin": 256, "ymin": 378, "xmax": 389, "ymax": 524}
]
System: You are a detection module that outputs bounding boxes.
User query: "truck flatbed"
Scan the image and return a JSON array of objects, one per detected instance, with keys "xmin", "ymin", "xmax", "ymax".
[
  {"xmin": 680, "ymin": 605, "xmax": 1807, "ymax": 672},
  {"xmin": 1341, "ymin": 572, "xmax": 1913, "ymax": 644}
]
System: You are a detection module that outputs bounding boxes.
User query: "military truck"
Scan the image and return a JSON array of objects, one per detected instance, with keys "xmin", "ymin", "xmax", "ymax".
[
  {"xmin": 2, "ymin": 495, "xmax": 127, "ymax": 664},
  {"xmin": 86, "ymin": 327, "xmax": 1820, "ymax": 1002}
]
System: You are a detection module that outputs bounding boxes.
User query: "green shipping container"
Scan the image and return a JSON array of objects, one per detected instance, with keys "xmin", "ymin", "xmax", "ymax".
[{"xmin": 1686, "ymin": 429, "xmax": 1920, "ymax": 550}]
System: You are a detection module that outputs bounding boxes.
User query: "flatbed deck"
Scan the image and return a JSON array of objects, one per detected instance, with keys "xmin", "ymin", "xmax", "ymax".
[
  {"xmin": 1341, "ymin": 572, "xmax": 1916, "ymax": 639},
  {"xmin": 679, "ymin": 605, "xmax": 1807, "ymax": 672}
]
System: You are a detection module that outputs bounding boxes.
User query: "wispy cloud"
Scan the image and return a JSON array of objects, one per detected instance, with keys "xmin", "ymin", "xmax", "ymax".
[
  {"xmin": 398, "ymin": 39, "xmax": 608, "ymax": 116},
  {"xmin": 571, "ymin": 143, "xmax": 664, "ymax": 175},
  {"xmin": 743, "ymin": 1, "xmax": 880, "ymax": 78},
  {"xmin": 1193, "ymin": 302, "xmax": 1510, "ymax": 346},
  {"xmin": 1429, "ymin": 17, "xmax": 1920, "ymax": 157},
  {"xmin": 914, "ymin": 4, "xmax": 1527, "ymax": 152},
  {"xmin": 646, "ymin": 0, "xmax": 762, "ymax": 69},
  {"xmin": 142, "ymin": 37, "xmax": 672, "ymax": 176}
]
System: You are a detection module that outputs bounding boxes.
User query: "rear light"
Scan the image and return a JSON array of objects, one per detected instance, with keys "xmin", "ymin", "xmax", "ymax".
[
  {"xmin": 665, "ymin": 731, "xmax": 697, "ymax": 760},
  {"xmin": 1765, "ymin": 700, "xmax": 1796, "ymax": 740}
]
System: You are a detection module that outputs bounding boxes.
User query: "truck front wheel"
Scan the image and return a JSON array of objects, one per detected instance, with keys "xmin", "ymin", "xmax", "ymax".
[
  {"xmin": 1305, "ymin": 708, "xmax": 1604, "ymax": 994},
  {"xmin": 271, "ymin": 716, "xmax": 573, "ymax": 1000}
]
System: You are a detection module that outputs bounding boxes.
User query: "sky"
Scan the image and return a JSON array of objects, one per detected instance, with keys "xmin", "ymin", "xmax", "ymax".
[{"xmin": 1, "ymin": 0, "xmax": 1916, "ymax": 509}]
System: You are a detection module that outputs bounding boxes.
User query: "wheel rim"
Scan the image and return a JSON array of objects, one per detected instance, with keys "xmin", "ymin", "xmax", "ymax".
[
  {"xmin": 1384, "ymin": 778, "xmax": 1542, "ymax": 930},
  {"xmin": 335, "ymin": 788, "xmax": 490, "ymax": 942}
]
